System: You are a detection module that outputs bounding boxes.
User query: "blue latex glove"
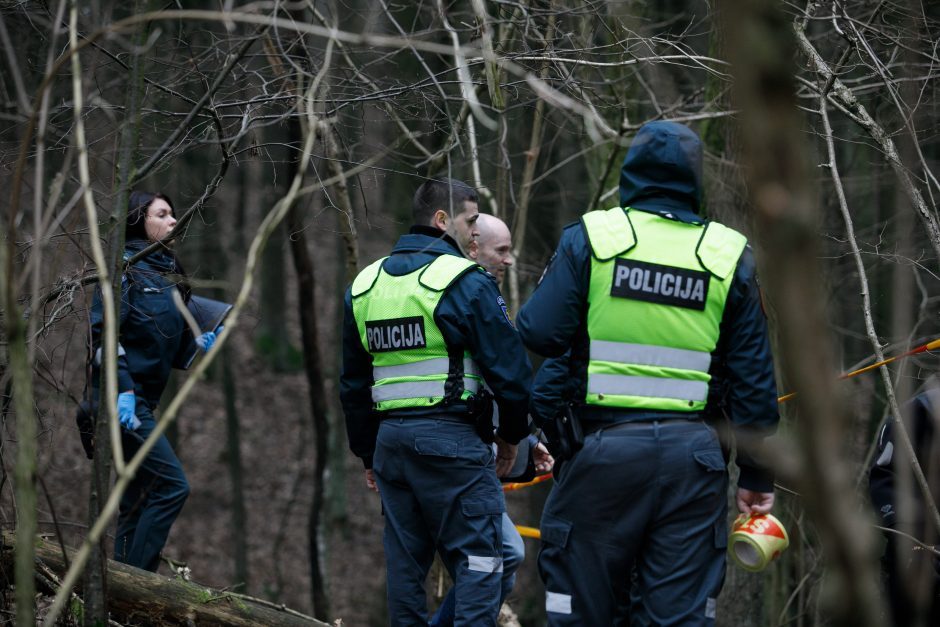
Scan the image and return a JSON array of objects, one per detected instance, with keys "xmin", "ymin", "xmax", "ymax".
[
  {"xmin": 196, "ymin": 331, "xmax": 217, "ymax": 352},
  {"xmin": 118, "ymin": 391, "xmax": 141, "ymax": 431}
]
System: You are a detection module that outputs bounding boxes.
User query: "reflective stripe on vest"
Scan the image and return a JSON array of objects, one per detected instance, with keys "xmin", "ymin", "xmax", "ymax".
[
  {"xmin": 351, "ymin": 253, "xmax": 483, "ymax": 411},
  {"xmin": 582, "ymin": 207, "xmax": 747, "ymax": 411},
  {"xmin": 590, "ymin": 340, "xmax": 711, "ymax": 372},
  {"xmin": 587, "ymin": 374, "xmax": 708, "ymax": 403},
  {"xmin": 372, "ymin": 377, "xmax": 482, "ymax": 403},
  {"xmin": 373, "ymin": 357, "xmax": 479, "ymax": 381}
]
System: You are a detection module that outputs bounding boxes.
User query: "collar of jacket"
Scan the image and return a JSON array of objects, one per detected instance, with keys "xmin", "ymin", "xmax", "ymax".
[
  {"xmin": 626, "ymin": 201, "xmax": 705, "ymax": 226},
  {"xmin": 124, "ymin": 238, "xmax": 178, "ymax": 273},
  {"xmin": 391, "ymin": 226, "xmax": 463, "ymax": 256}
]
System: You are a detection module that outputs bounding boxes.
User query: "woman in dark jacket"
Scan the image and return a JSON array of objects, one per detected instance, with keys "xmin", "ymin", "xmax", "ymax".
[{"xmin": 90, "ymin": 191, "xmax": 216, "ymax": 572}]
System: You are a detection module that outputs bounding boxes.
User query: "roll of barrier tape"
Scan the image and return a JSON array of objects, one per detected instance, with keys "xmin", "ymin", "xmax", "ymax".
[{"xmin": 728, "ymin": 513, "xmax": 789, "ymax": 572}]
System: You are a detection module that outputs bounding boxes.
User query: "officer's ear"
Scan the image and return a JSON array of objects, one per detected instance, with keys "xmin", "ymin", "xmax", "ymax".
[{"xmin": 431, "ymin": 209, "xmax": 449, "ymax": 232}]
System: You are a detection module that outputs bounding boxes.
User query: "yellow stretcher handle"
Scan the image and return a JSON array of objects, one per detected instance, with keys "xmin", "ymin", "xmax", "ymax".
[{"xmin": 515, "ymin": 525, "xmax": 541, "ymax": 540}]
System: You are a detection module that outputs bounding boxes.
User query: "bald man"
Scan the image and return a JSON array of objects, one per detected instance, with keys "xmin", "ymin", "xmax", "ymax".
[
  {"xmin": 430, "ymin": 213, "xmax": 551, "ymax": 627},
  {"xmin": 469, "ymin": 214, "xmax": 514, "ymax": 283}
]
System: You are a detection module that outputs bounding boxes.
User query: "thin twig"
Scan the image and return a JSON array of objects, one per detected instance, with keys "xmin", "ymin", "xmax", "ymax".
[
  {"xmin": 845, "ymin": 17, "xmax": 940, "ymax": 206},
  {"xmin": 133, "ymin": 26, "xmax": 264, "ymax": 183},
  {"xmin": 308, "ymin": 5, "xmax": 431, "ymax": 160},
  {"xmin": 0, "ymin": 14, "xmax": 32, "ymax": 113},
  {"xmin": 874, "ymin": 524, "xmax": 940, "ymax": 558},
  {"xmin": 795, "ymin": 25, "xmax": 940, "ymax": 265}
]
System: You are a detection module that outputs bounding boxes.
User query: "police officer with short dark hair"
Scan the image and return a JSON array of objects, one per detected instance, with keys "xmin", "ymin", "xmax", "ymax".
[
  {"xmin": 518, "ymin": 121, "xmax": 780, "ymax": 626},
  {"xmin": 340, "ymin": 178, "xmax": 532, "ymax": 626}
]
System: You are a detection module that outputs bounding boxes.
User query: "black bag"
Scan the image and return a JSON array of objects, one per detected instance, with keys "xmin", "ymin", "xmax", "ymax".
[
  {"xmin": 75, "ymin": 397, "xmax": 97, "ymax": 459},
  {"xmin": 545, "ymin": 403, "xmax": 583, "ymax": 462},
  {"xmin": 467, "ymin": 388, "xmax": 496, "ymax": 444}
]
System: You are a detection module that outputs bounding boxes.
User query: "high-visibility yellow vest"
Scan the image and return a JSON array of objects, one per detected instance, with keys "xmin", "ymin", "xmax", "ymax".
[
  {"xmin": 582, "ymin": 207, "xmax": 747, "ymax": 411},
  {"xmin": 351, "ymin": 254, "xmax": 484, "ymax": 411}
]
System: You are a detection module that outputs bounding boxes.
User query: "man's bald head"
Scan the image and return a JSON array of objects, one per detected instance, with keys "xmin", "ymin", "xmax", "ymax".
[{"xmin": 468, "ymin": 214, "xmax": 513, "ymax": 283}]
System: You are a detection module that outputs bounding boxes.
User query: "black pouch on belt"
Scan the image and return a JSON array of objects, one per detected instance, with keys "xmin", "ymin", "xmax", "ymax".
[
  {"xmin": 564, "ymin": 404, "xmax": 584, "ymax": 452},
  {"xmin": 467, "ymin": 388, "xmax": 496, "ymax": 444},
  {"xmin": 75, "ymin": 397, "xmax": 97, "ymax": 460},
  {"xmin": 546, "ymin": 403, "xmax": 583, "ymax": 461}
]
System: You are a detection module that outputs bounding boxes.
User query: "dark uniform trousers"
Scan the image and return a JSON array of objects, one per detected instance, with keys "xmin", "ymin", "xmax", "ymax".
[
  {"xmin": 373, "ymin": 417, "xmax": 505, "ymax": 626},
  {"xmin": 539, "ymin": 420, "xmax": 727, "ymax": 626},
  {"xmin": 114, "ymin": 400, "xmax": 191, "ymax": 572}
]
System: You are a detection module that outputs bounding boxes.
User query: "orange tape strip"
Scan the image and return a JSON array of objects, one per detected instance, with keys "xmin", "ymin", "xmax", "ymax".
[
  {"xmin": 778, "ymin": 338, "xmax": 940, "ymax": 403},
  {"xmin": 503, "ymin": 473, "xmax": 553, "ymax": 492}
]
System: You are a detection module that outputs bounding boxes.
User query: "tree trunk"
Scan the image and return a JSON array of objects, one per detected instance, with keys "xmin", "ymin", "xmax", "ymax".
[
  {"xmin": 82, "ymin": 2, "xmax": 148, "ymax": 621},
  {"xmin": 0, "ymin": 533, "xmax": 329, "ymax": 627},
  {"xmin": 221, "ymin": 346, "xmax": 250, "ymax": 592},
  {"xmin": 4, "ymin": 317, "xmax": 37, "ymax": 627},
  {"xmin": 256, "ymin": 123, "xmax": 293, "ymax": 371},
  {"xmin": 285, "ymin": 116, "xmax": 332, "ymax": 621},
  {"xmin": 81, "ymin": 5, "xmax": 128, "ymax": 624},
  {"xmin": 718, "ymin": 0, "xmax": 884, "ymax": 625},
  {"xmin": 328, "ymin": 223, "xmax": 350, "ymax": 531},
  {"xmin": 322, "ymin": 125, "xmax": 361, "ymax": 284},
  {"xmin": 259, "ymin": 221, "xmax": 292, "ymax": 370},
  {"xmin": 207, "ymin": 204, "xmax": 250, "ymax": 593}
]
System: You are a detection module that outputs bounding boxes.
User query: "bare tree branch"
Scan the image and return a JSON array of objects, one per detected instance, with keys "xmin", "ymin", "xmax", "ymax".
[{"xmin": 795, "ymin": 25, "xmax": 940, "ymax": 266}]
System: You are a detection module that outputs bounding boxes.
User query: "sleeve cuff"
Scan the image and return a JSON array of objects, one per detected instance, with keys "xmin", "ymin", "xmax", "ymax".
[
  {"xmin": 528, "ymin": 406, "xmax": 550, "ymax": 429},
  {"xmin": 117, "ymin": 372, "xmax": 136, "ymax": 394},
  {"xmin": 361, "ymin": 455, "xmax": 373, "ymax": 470},
  {"xmin": 737, "ymin": 463, "xmax": 774, "ymax": 493},
  {"xmin": 496, "ymin": 424, "xmax": 528, "ymax": 445}
]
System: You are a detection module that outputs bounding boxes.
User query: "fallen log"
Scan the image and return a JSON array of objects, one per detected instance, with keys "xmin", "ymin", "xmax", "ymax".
[{"xmin": 0, "ymin": 532, "xmax": 330, "ymax": 626}]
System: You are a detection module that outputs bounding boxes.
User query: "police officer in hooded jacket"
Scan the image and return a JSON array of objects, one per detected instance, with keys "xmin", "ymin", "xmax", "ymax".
[
  {"xmin": 869, "ymin": 386, "xmax": 940, "ymax": 626},
  {"xmin": 518, "ymin": 121, "xmax": 780, "ymax": 626},
  {"xmin": 340, "ymin": 178, "xmax": 532, "ymax": 626}
]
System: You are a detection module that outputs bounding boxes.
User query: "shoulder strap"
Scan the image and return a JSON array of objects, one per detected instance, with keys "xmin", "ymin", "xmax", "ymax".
[
  {"xmin": 419, "ymin": 254, "xmax": 479, "ymax": 292},
  {"xmin": 581, "ymin": 207, "xmax": 637, "ymax": 261},
  {"xmin": 351, "ymin": 257, "xmax": 388, "ymax": 297},
  {"xmin": 695, "ymin": 221, "xmax": 748, "ymax": 280}
]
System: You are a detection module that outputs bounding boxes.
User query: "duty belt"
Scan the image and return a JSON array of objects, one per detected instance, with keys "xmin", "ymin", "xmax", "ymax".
[
  {"xmin": 379, "ymin": 409, "xmax": 476, "ymax": 424},
  {"xmin": 581, "ymin": 416, "xmax": 701, "ymax": 436}
]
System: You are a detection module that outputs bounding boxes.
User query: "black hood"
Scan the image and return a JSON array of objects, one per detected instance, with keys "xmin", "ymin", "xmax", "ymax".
[{"xmin": 619, "ymin": 121, "xmax": 703, "ymax": 215}]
